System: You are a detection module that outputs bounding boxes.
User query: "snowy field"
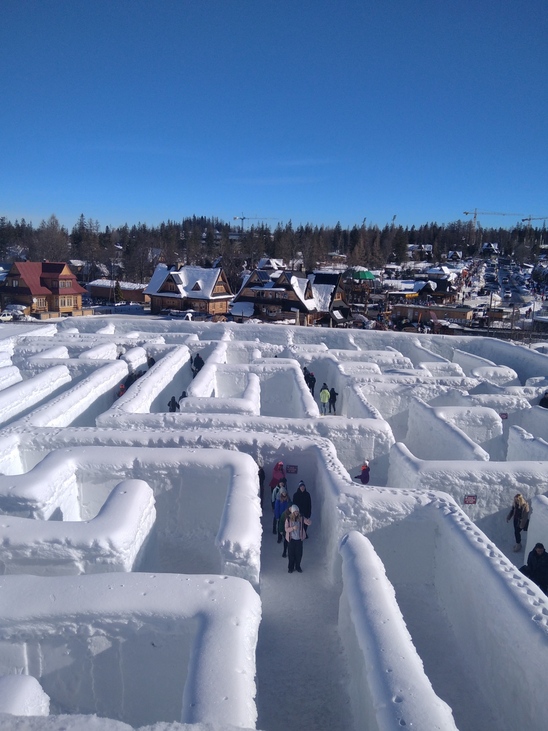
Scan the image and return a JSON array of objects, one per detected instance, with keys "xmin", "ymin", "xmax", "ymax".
[{"xmin": 0, "ymin": 317, "xmax": 547, "ymax": 730}]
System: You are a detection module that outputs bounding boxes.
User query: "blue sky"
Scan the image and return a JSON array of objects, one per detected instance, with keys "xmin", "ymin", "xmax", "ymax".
[{"xmin": 2, "ymin": 0, "xmax": 547, "ymax": 232}]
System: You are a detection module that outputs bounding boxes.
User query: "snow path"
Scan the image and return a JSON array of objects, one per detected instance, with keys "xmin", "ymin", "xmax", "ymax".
[{"xmin": 255, "ymin": 509, "xmax": 354, "ymax": 731}]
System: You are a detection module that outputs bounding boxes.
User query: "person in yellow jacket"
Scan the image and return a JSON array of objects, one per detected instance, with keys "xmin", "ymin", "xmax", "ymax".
[{"xmin": 319, "ymin": 383, "xmax": 330, "ymax": 415}]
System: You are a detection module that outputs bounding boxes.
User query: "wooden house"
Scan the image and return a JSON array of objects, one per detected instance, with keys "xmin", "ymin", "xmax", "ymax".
[
  {"xmin": 145, "ymin": 264, "xmax": 233, "ymax": 317},
  {"xmin": 0, "ymin": 261, "xmax": 87, "ymax": 318}
]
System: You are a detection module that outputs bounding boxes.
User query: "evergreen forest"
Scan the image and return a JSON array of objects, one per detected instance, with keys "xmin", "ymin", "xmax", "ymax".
[{"xmin": 0, "ymin": 214, "xmax": 545, "ymax": 292}]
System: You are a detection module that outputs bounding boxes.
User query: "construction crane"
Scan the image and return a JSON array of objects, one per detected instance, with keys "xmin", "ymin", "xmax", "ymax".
[
  {"xmin": 463, "ymin": 209, "xmax": 525, "ymax": 253},
  {"xmin": 233, "ymin": 214, "xmax": 278, "ymax": 232},
  {"xmin": 522, "ymin": 216, "xmax": 548, "ymax": 226}
]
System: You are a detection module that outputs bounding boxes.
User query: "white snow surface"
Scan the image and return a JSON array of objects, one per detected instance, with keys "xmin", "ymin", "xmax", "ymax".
[{"xmin": 0, "ymin": 318, "xmax": 546, "ymax": 730}]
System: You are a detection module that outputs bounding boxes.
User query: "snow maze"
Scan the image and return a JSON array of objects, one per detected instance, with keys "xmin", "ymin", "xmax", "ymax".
[{"xmin": 0, "ymin": 318, "xmax": 547, "ymax": 731}]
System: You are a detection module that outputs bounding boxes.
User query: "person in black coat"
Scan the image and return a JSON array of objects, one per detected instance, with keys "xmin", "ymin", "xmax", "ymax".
[
  {"xmin": 167, "ymin": 396, "xmax": 180, "ymax": 412},
  {"xmin": 539, "ymin": 391, "xmax": 548, "ymax": 408},
  {"xmin": 328, "ymin": 387, "xmax": 338, "ymax": 414},
  {"xmin": 521, "ymin": 543, "xmax": 548, "ymax": 593},
  {"xmin": 192, "ymin": 352, "xmax": 205, "ymax": 377},
  {"xmin": 354, "ymin": 461, "xmax": 370, "ymax": 485},
  {"xmin": 292, "ymin": 480, "xmax": 312, "ymax": 537}
]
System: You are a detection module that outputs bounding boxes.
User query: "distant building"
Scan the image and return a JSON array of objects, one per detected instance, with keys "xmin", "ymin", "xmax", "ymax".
[
  {"xmin": 0, "ymin": 261, "xmax": 87, "ymax": 317},
  {"xmin": 231, "ymin": 268, "xmax": 351, "ymax": 326},
  {"xmin": 145, "ymin": 264, "xmax": 233, "ymax": 317},
  {"xmin": 87, "ymin": 279, "xmax": 150, "ymax": 304}
]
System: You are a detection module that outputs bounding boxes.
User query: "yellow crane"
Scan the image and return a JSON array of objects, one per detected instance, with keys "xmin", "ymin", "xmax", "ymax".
[{"xmin": 463, "ymin": 209, "xmax": 524, "ymax": 253}]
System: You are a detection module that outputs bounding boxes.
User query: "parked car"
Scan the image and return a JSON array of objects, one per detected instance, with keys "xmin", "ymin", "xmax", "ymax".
[{"xmin": 0, "ymin": 312, "xmax": 13, "ymax": 322}]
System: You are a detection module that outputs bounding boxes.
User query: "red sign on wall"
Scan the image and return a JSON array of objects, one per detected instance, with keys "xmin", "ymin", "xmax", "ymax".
[
  {"xmin": 286, "ymin": 465, "xmax": 298, "ymax": 474},
  {"xmin": 499, "ymin": 413, "xmax": 508, "ymax": 420},
  {"xmin": 464, "ymin": 495, "xmax": 477, "ymax": 505}
]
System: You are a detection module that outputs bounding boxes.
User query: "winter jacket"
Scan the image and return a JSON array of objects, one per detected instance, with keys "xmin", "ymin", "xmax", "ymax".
[
  {"xmin": 329, "ymin": 388, "xmax": 338, "ymax": 404},
  {"xmin": 269, "ymin": 462, "xmax": 286, "ymax": 489},
  {"xmin": 526, "ymin": 548, "xmax": 548, "ymax": 589},
  {"xmin": 285, "ymin": 514, "xmax": 312, "ymax": 542},
  {"xmin": 278, "ymin": 507, "xmax": 292, "ymax": 534},
  {"xmin": 507, "ymin": 499, "xmax": 530, "ymax": 529},
  {"xmin": 354, "ymin": 466, "xmax": 370, "ymax": 485},
  {"xmin": 275, "ymin": 496, "xmax": 291, "ymax": 522},
  {"xmin": 319, "ymin": 387, "xmax": 330, "ymax": 404},
  {"xmin": 292, "ymin": 488, "xmax": 312, "ymax": 519}
]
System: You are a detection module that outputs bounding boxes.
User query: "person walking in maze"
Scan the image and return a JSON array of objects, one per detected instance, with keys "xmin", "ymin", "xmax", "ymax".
[
  {"xmin": 292, "ymin": 480, "xmax": 312, "ymax": 537},
  {"xmin": 328, "ymin": 387, "xmax": 338, "ymax": 415},
  {"xmin": 285, "ymin": 505, "xmax": 311, "ymax": 573},
  {"xmin": 507, "ymin": 493, "xmax": 530, "ymax": 552},
  {"xmin": 319, "ymin": 383, "xmax": 330, "ymax": 415}
]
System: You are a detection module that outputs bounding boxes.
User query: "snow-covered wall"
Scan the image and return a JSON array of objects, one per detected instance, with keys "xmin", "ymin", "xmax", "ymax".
[
  {"xmin": 338, "ymin": 531, "xmax": 458, "ymax": 731},
  {"xmin": 0, "ymin": 573, "xmax": 261, "ymax": 728}
]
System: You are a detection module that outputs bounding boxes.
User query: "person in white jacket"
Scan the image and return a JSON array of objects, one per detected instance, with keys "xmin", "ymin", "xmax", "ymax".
[{"xmin": 285, "ymin": 505, "xmax": 311, "ymax": 573}]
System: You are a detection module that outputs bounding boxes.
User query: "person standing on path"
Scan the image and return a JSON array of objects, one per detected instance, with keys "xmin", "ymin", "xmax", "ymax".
[
  {"xmin": 506, "ymin": 493, "xmax": 530, "ymax": 552},
  {"xmin": 292, "ymin": 480, "xmax": 312, "ymax": 537},
  {"xmin": 328, "ymin": 387, "xmax": 338, "ymax": 415},
  {"xmin": 319, "ymin": 384, "xmax": 330, "ymax": 415},
  {"xmin": 285, "ymin": 505, "xmax": 311, "ymax": 573},
  {"xmin": 274, "ymin": 489, "xmax": 291, "ymax": 544},
  {"xmin": 167, "ymin": 396, "xmax": 179, "ymax": 412}
]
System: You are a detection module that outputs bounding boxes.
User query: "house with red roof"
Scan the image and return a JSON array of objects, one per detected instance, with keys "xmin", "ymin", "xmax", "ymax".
[{"xmin": 0, "ymin": 262, "xmax": 87, "ymax": 318}]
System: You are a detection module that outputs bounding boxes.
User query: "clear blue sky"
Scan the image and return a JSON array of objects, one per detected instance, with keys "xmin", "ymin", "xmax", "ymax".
[{"xmin": 2, "ymin": 0, "xmax": 547, "ymax": 232}]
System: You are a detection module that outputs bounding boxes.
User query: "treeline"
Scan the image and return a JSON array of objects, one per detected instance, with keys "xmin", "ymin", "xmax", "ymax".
[{"xmin": 0, "ymin": 213, "xmax": 544, "ymax": 287}]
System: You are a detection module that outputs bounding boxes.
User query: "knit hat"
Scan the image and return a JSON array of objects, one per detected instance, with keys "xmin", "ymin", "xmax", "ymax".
[
  {"xmin": 280, "ymin": 488, "xmax": 287, "ymax": 496},
  {"xmin": 362, "ymin": 460, "xmax": 369, "ymax": 467},
  {"xmin": 535, "ymin": 543, "xmax": 545, "ymax": 550},
  {"xmin": 290, "ymin": 505, "xmax": 299, "ymax": 513}
]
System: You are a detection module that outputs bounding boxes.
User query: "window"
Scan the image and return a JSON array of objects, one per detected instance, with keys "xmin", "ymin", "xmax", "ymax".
[
  {"xmin": 11, "ymin": 279, "xmax": 19, "ymax": 287},
  {"xmin": 59, "ymin": 296, "xmax": 74, "ymax": 308}
]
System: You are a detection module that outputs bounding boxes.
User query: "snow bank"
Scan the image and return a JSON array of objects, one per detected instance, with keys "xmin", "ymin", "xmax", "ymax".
[
  {"xmin": 338, "ymin": 531, "xmax": 457, "ymax": 731},
  {"xmin": 0, "ymin": 573, "xmax": 261, "ymax": 728},
  {"xmin": 0, "ymin": 365, "xmax": 72, "ymax": 428},
  {"xmin": 0, "ymin": 446, "xmax": 262, "ymax": 586},
  {"xmin": 405, "ymin": 397, "xmax": 490, "ymax": 461},
  {"xmin": 0, "ymin": 480, "xmax": 155, "ymax": 575},
  {"xmin": 8, "ymin": 361, "xmax": 127, "ymax": 429},
  {"xmin": 0, "ymin": 366, "xmax": 22, "ymax": 390},
  {"xmin": 0, "ymin": 674, "xmax": 50, "ymax": 716}
]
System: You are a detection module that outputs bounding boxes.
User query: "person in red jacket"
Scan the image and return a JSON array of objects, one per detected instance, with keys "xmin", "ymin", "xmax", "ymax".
[{"xmin": 354, "ymin": 461, "xmax": 370, "ymax": 485}]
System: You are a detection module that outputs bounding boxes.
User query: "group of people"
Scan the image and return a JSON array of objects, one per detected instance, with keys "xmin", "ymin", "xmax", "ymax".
[
  {"xmin": 165, "ymin": 351, "xmax": 205, "ymax": 412},
  {"xmin": 319, "ymin": 383, "xmax": 338, "ymax": 415},
  {"xmin": 507, "ymin": 493, "xmax": 548, "ymax": 593},
  {"xmin": 267, "ymin": 461, "xmax": 312, "ymax": 573}
]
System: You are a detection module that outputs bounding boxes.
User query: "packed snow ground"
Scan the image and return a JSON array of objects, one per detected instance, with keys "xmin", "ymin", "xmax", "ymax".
[{"xmin": 0, "ymin": 318, "xmax": 547, "ymax": 730}]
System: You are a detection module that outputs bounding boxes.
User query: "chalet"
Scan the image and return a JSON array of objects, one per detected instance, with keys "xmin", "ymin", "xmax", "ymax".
[
  {"xmin": 0, "ymin": 261, "xmax": 87, "ymax": 317},
  {"xmin": 307, "ymin": 272, "xmax": 352, "ymax": 326},
  {"xmin": 144, "ymin": 264, "xmax": 233, "ymax": 317},
  {"xmin": 231, "ymin": 269, "xmax": 351, "ymax": 326},
  {"xmin": 231, "ymin": 269, "xmax": 317, "ymax": 325}
]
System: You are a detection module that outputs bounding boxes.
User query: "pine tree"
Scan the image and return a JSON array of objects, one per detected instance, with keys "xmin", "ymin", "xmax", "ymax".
[{"xmin": 114, "ymin": 280, "xmax": 124, "ymax": 303}]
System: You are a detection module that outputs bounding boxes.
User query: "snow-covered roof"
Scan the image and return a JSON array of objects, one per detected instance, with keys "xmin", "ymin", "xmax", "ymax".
[
  {"xmin": 144, "ymin": 264, "xmax": 230, "ymax": 300},
  {"xmin": 88, "ymin": 279, "xmax": 147, "ymax": 290}
]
